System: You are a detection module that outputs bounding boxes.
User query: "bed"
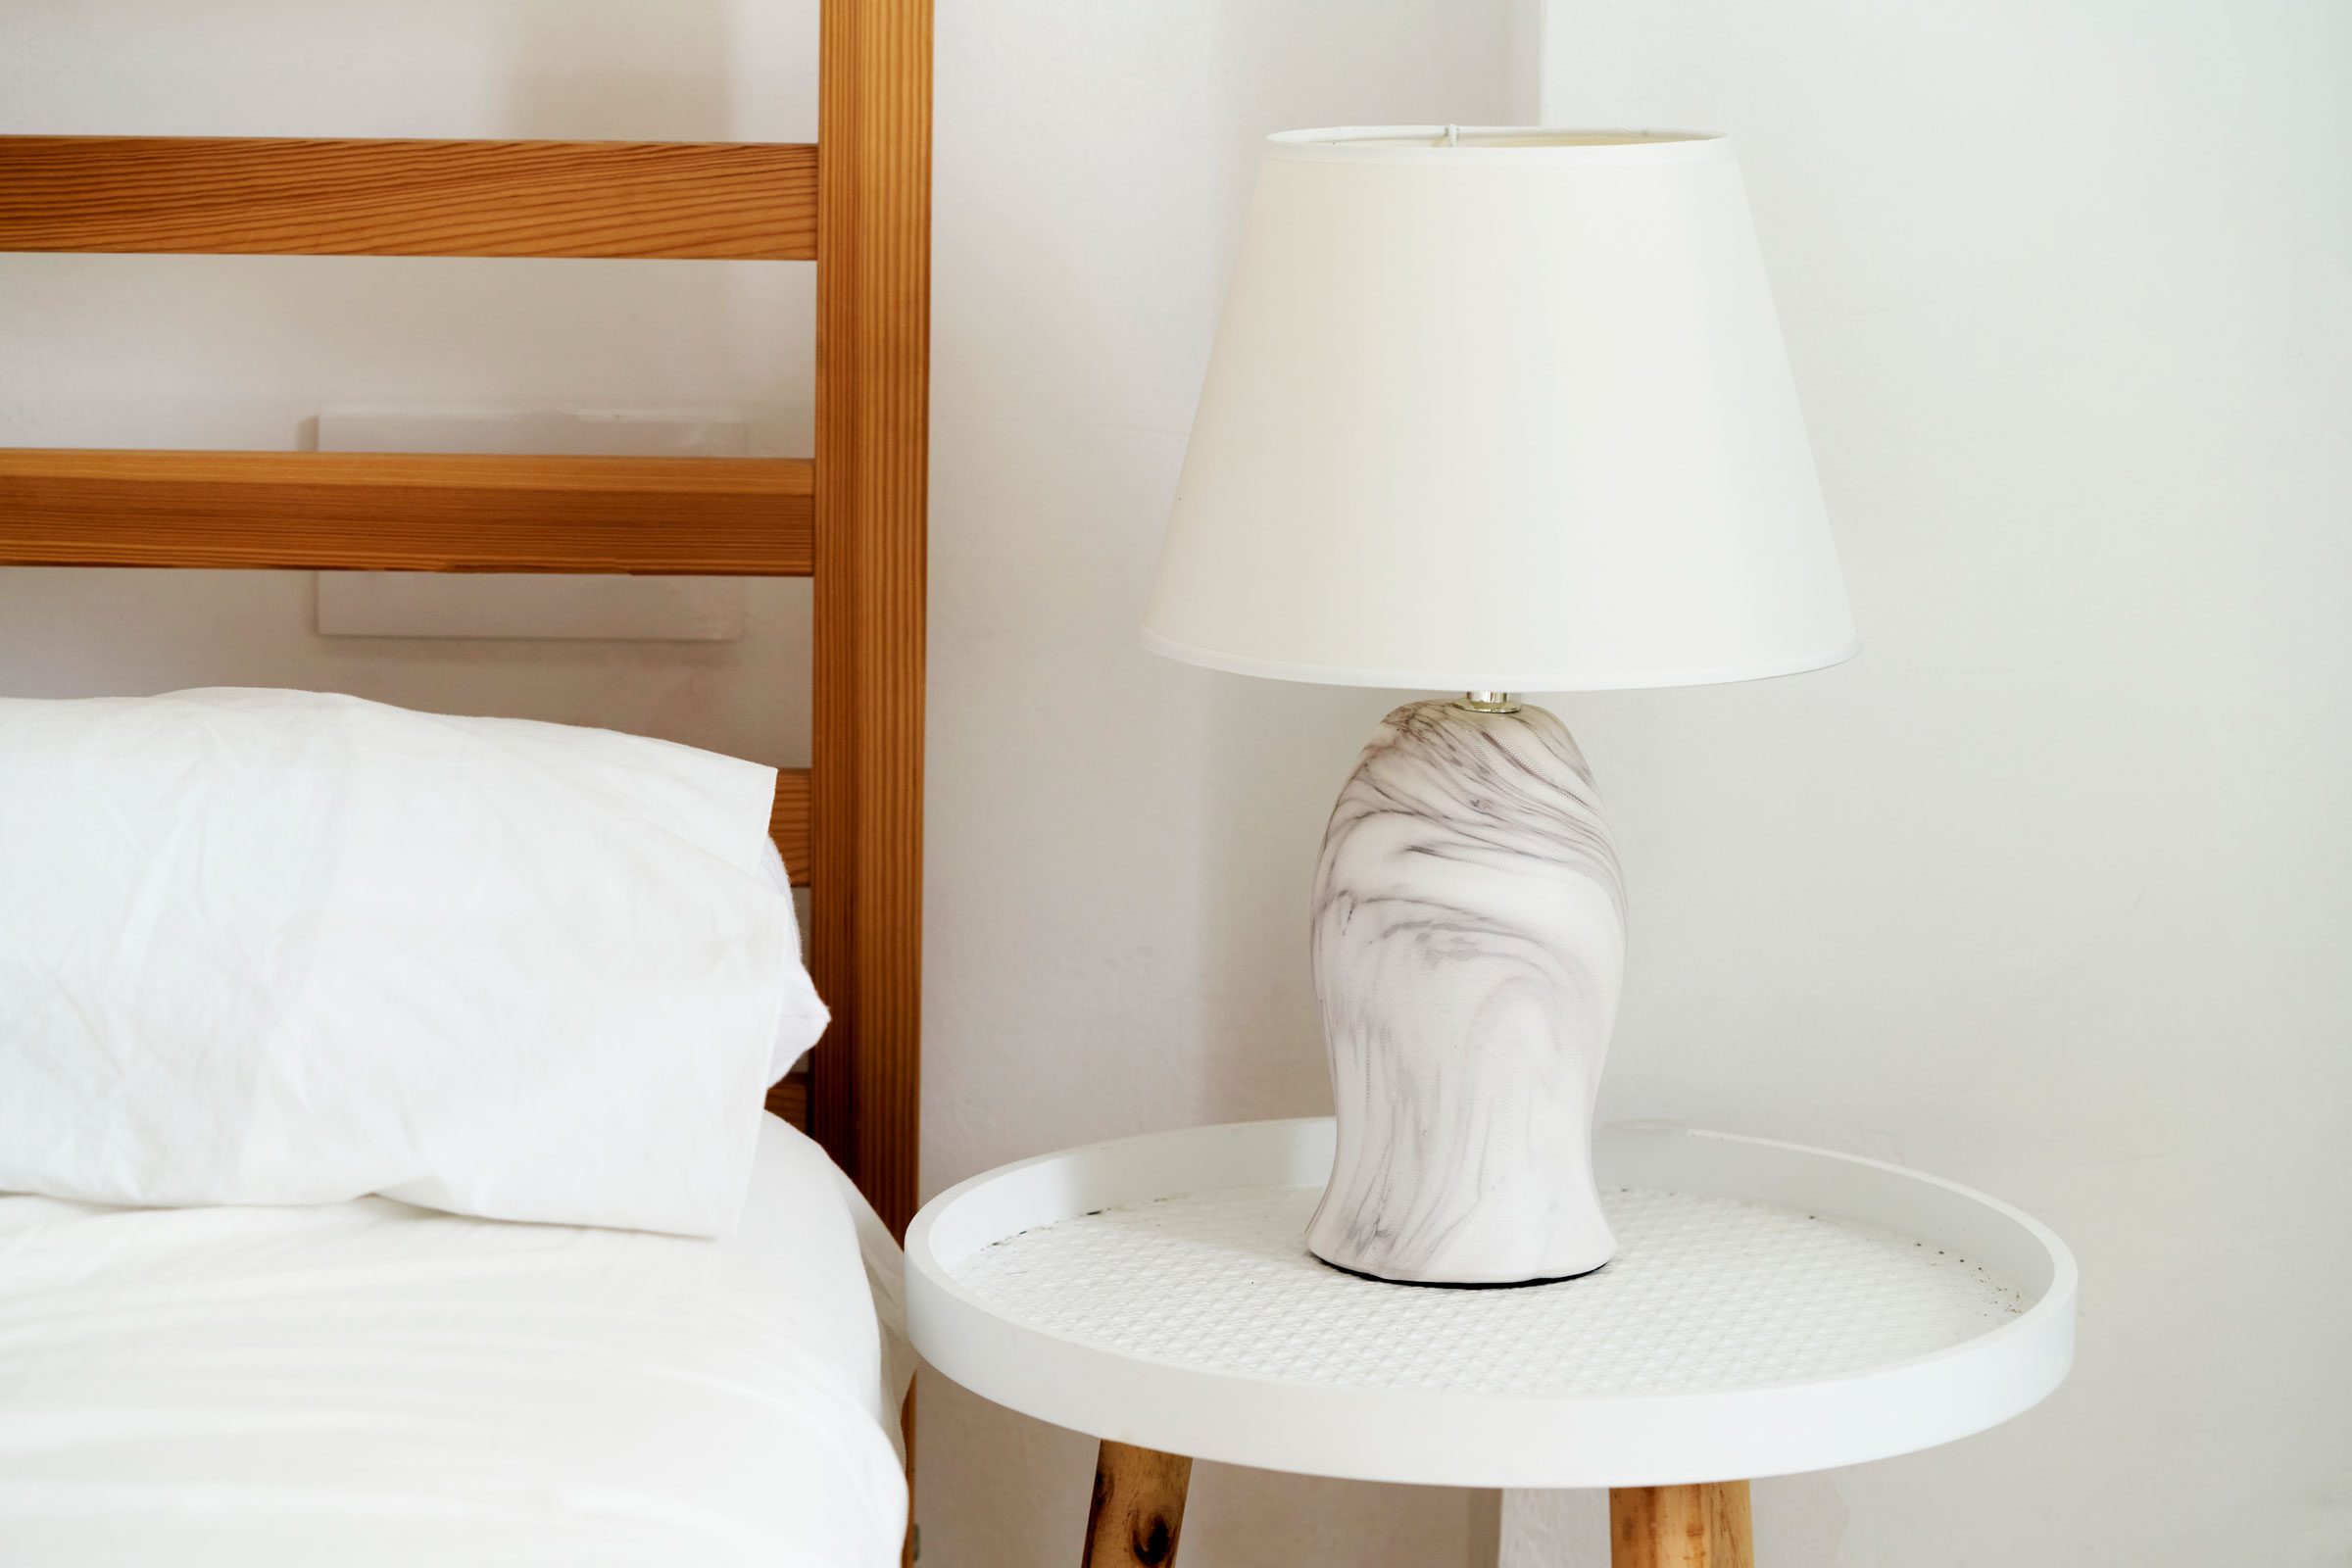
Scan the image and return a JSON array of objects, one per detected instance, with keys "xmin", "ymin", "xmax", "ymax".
[
  {"xmin": 0, "ymin": 1, "xmax": 931, "ymax": 1561},
  {"xmin": 0, "ymin": 1118, "xmax": 912, "ymax": 1567}
]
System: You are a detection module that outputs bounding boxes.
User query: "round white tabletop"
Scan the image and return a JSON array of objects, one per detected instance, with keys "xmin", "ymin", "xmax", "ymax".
[{"xmin": 906, "ymin": 1118, "xmax": 2075, "ymax": 1490}]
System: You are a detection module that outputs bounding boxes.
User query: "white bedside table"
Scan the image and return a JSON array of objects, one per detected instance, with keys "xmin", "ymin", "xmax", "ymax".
[{"xmin": 906, "ymin": 1118, "xmax": 2076, "ymax": 1567}]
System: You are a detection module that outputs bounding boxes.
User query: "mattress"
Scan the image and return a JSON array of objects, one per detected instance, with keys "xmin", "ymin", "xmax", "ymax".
[{"xmin": 0, "ymin": 1115, "xmax": 911, "ymax": 1567}]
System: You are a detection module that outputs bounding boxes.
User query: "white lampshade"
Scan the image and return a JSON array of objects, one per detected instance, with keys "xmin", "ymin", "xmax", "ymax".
[{"xmin": 1146, "ymin": 127, "xmax": 1857, "ymax": 691}]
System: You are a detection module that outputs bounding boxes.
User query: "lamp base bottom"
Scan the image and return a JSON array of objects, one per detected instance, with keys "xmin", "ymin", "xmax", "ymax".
[{"xmin": 1311, "ymin": 1250, "xmax": 1611, "ymax": 1291}]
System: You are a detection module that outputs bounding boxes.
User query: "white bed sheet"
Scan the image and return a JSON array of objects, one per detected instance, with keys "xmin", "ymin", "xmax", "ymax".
[{"xmin": 0, "ymin": 1115, "xmax": 910, "ymax": 1568}]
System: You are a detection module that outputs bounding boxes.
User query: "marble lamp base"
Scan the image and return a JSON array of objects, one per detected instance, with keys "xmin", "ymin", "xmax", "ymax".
[{"xmin": 1305, "ymin": 697, "xmax": 1626, "ymax": 1286}]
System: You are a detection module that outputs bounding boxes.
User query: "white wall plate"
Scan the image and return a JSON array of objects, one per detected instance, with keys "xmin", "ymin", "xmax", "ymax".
[{"xmin": 315, "ymin": 408, "xmax": 751, "ymax": 641}]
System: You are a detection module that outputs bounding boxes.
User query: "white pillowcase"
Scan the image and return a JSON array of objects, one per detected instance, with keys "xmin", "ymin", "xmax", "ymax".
[
  {"xmin": 759, "ymin": 837, "xmax": 830, "ymax": 1080},
  {"xmin": 0, "ymin": 688, "xmax": 828, "ymax": 1237}
]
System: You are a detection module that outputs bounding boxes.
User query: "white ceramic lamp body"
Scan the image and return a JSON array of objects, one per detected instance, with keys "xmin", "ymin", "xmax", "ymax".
[
  {"xmin": 1309, "ymin": 699, "xmax": 1624, "ymax": 1283},
  {"xmin": 1147, "ymin": 128, "xmax": 1855, "ymax": 1286}
]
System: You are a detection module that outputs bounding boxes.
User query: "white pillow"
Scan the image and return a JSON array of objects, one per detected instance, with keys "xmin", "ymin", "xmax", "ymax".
[
  {"xmin": 760, "ymin": 836, "xmax": 830, "ymax": 1079},
  {"xmin": 0, "ymin": 688, "xmax": 828, "ymax": 1237}
]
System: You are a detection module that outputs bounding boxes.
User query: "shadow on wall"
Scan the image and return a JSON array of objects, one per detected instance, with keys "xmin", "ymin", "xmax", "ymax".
[
  {"xmin": 505, "ymin": 0, "xmax": 736, "ymax": 138},
  {"xmin": 1197, "ymin": 677, "xmax": 1396, "ymax": 1122},
  {"xmin": 506, "ymin": 0, "xmax": 822, "ymax": 448}
]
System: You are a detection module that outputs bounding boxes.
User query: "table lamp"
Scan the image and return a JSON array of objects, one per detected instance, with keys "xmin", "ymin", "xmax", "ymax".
[{"xmin": 1146, "ymin": 127, "xmax": 1856, "ymax": 1287}]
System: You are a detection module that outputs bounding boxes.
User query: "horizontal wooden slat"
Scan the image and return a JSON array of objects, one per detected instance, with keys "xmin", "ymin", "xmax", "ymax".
[
  {"xmin": 0, "ymin": 449, "xmax": 812, "ymax": 573},
  {"xmin": 0, "ymin": 135, "xmax": 817, "ymax": 261},
  {"xmin": 771, "ymin": 767, "xmax": 812, "ymax": 887}
]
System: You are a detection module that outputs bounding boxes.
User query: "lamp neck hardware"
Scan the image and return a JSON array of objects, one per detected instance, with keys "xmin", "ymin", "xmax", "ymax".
[{"xmin": 1456, "ymin": 691, "xmax": 1521, "ymax": 713}]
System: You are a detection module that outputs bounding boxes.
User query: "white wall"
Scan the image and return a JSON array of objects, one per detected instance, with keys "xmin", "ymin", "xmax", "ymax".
[
  {"xmin": 0, "ymin": 3, "xmax": 1510, "ymax": 1565},
  {"xmin": 1502, "ymin": 2, "xmax": 2351, "ymax": 1564}
]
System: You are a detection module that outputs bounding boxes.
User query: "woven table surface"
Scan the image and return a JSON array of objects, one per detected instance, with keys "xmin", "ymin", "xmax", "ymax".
[{"xmin": 950, "ymin": 1183, "xmax": 2027, "ymax": 1397}]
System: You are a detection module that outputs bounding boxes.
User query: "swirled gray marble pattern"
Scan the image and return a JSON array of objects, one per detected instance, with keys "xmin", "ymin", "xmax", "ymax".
[{"xmin": 1307, "ymin": 701, "xmax": 1625, "ymax": 1285}]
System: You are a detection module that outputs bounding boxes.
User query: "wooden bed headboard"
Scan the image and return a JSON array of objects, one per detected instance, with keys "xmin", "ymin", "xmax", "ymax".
[{"xmin": 0, "ymin": 2, "xmax": 931, "ymax": 1238}]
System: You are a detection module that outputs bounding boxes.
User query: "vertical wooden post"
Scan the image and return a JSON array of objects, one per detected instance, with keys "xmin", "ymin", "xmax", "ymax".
[
  {"xmin": 1082, "ymin": 1442, "xmax": 1193, "ymax": 1568},
  {"xmin": 1608, "ymin": 1483, "xmax": 1753, "ymax": 1568},
  {"xmin": 809, "ymin": 0, "xmax": 931, "ymax": 1241}
]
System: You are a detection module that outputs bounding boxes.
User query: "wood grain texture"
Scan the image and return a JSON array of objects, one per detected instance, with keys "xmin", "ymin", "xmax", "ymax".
[
  {"xmin": 0, "ymin": 450, "xmax": 812, "ymax": 573},
  {"xmin": 765, "ymin": 1071, "xmax": 809, "ymax": 1131},
  {"xmin": 0, "ymin": 136, "xmax": 816, "ymax": 260},
  {"xmin": 807, "ymin": 0, "xmax": 932, "ymax": 1241},
  {"xmin": 1609, "ymin": 1483, "xmax": 1754, "ymax": 1568},
  {"xmin": 770, "ymin": 766, "xmax": 813, "ymax": 886},
  {"xmin": 760, "ymin": 767, "xmax": 813, "ymax": 1129},
  {"xmin": 1081, "ymin": 1442, "xmax": 1192, "ymax": 1568},
  {"xmin": 900, "ymin": 1386, "xmax": 918, "ymax": 1568}
]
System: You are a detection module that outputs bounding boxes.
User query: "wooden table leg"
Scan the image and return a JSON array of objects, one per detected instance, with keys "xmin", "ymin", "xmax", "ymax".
[
  {"xmin": 1608, "ymin": 1482, "xmax": 1752, "ymax": 1568},
  {"xmin": 1081, "ymin": 1441, "xmax": 1192, "ymax": 1567},
  {"xmin": 900, "ymin": 1386, "xmax": 917, "ymax": 1568}
]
